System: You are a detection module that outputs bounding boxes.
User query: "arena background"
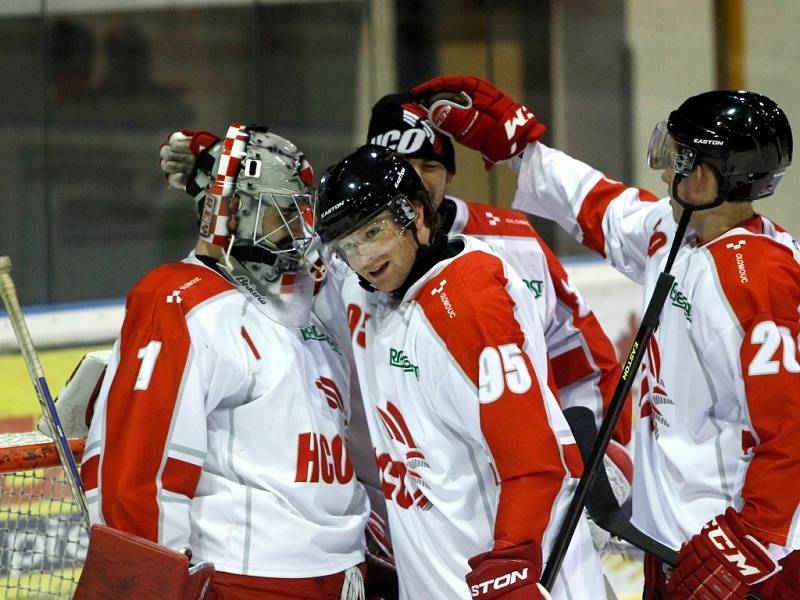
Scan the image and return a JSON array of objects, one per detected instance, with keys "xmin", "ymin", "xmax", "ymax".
[{"xmin": 1, "ymin": 1, "xmax": 798, "ymax": 598}]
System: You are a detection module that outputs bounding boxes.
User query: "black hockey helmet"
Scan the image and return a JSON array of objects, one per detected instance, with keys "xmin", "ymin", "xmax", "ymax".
[
  {"xmin": 648, "ymin": 90, "xmax": 792, "ymax": 208},
  {"xmin": 316, "ymin": 144, "xmax": 426, "ymax": 244}
]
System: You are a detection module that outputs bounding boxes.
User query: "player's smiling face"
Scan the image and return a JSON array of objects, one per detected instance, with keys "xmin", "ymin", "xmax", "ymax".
[
  {"xmin": 407, "ymin": 158, "xmax": 451, "ymax": 209},
  {"xmin": 334, "ymin": 207, "xmax": 427, "ymax": 293}
]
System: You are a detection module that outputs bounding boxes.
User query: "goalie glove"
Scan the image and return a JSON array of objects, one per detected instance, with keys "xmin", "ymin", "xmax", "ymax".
[
  {"xmin": 667, "ymin": 508, "xmax": 781, "ymax": 599},
  {"xmin": 159, "ymin": 129, "xmax": 219, "ymax": 190},
  {"xmin": 412, "ymin": 75, "xmax": 546, "ymax": 170},
  {"xmin": 466, "ymin": 543, "xmax": 552, "ymax": 599},
  {"xmin": 38, "ymin": 350, "xmax": 110, "ymax": 438}
]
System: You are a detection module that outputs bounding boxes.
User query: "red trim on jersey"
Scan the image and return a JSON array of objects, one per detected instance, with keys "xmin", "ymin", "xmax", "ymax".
[
  {"xmin": 386, "ymin": 401, "xmax": 418, "ymax": 448},
  {"xmin": 707, "ymin": 235, "xmax": 800, "ymax": 545},
  {"xmin": 100, "ymin": 262, "xmax": 232, "ymax": 542},
  {"xmin": 563, "ymin": 443, "xmax": 583, "ymax": 478},
  {"xmin": 540, "ymin": 243, "xmax": 631, "ymax": 444},
  {"xmin": 162, "ymin": 457, "xmax": 203, "ymax": 498},
  {"xmin": 81, "ymin": 454, "xmax": 99, "ymax": 491},
  {"xmin": 377, "ymin": 405, "xmax": 409, "ymax": 446},
  {"xmin": 240, "ymin": 326, "xmax": 261, "ymax": 360},
  {"xmin": 456, "ymin": 196, "xmax": 629, "ymax": 444},
  {"xmin": 549, "ymin": 347, "xmax": 593, "ymax": 390},
  {"xmin": 416, "ymin": 251, "xmax": 567, "ymax": 548},
  {"xmin": 462, "ymin": 203, "xmax": 537, "ymax": 237},
  {"xmin": 577, "ymin": 178, "xmax": 657, "ymax": 256},
  {"xmin": 696, "ymin": 214, "xmax": 765, "ymax": 245}
]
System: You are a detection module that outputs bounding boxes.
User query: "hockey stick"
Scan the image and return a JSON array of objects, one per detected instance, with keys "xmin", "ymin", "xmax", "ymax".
[
  {"xmin": 564, "ymin": 407, "xmax": 765, "ymax": 600},
  {"xmin": 562, "ymin": 406, "xmax": 678, "ymax": 565},
  {"xmin": 0, "ymin": 255, "xmax": 90, "ymax": 529},
  {"xmin": 541, "ymin": 208, "xmax": 692, "ymax": 590}
]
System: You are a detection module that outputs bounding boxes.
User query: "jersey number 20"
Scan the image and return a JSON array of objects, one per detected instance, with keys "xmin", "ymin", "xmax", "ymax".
[{"xmin": 748, "ymin": 320, "xmax": 800, "ymax": 376}]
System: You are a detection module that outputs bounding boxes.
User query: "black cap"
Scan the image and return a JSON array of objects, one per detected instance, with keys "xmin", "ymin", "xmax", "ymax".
[{"xmin": 367, "ymin": 92, "xmax": 456, "ymax": 174}]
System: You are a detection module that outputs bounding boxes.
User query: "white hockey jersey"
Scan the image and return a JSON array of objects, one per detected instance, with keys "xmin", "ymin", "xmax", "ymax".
[
  {"xmin": 446, "ymin": 195, "xmax": 630, "ymax": 444},
  {"xmin": 82, "ymin": 253, "xmax": 369, "ymax": 577},
  {"xmin": 341, "ymin": 235, "xmax": 605, "ymax": 599},
  {"xmin": 512, "ymin": 142, "xmax": 800, "ymax": 555}
]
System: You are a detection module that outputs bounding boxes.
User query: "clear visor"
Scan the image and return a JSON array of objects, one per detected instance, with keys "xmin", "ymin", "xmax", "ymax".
[
  {"xmin": 646, "ymin": 120, "xmax": 696, "ymax": 176},
  {"xmin": 329, "ymin": 210, "xmax": 413, "ymax": 272},
  {"xmin": 251, "ymin": 191, "xmax": 316, "ymax": 256}
]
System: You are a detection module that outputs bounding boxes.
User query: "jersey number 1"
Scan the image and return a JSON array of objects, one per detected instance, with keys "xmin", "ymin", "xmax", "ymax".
[{"xmin": 134, "ymin": 341, "xmax": 162, "ymax": 390}]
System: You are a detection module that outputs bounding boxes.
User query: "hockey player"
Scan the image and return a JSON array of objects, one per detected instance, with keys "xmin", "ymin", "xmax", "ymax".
[
  {"xmin": 413, "ymin": 75, "xmax": 800, "ymax": 598},
  {"xmin": 314, "ymin": 144, "xmax": 606, "ymax": 599},
  {"xmin": 160, "ymin": 97, "xmax": 631, "ymax": 447},
  {"xmin": 82, "ymin": 124, "xmax": 370, "ymax": 599},
  {"xmin": 365, "ymin": 92, "xmax": 631, "ymax": 447}
]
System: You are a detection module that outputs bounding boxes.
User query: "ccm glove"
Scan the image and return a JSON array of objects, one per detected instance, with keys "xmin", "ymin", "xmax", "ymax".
[
  {"xmin": 159, "ymin": 129, "xmax": 219, "ymax": 190},
  {"xmin": 412, "ymin": 75, "xmax": 546, "ymax": 170},
  {"xmin": 466, "ymin": 543, "xmax": 552, "ymax": 599},
  {"xmin": 668, "ymin": 508, "xmax": 780, "ymax": 599}
]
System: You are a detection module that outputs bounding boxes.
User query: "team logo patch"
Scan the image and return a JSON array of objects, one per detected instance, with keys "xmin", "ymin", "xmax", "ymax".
[
  {"xmin": 523, "ymin": 279, "xmax": 544, "ymax": 298},
  {"xmin": 389, "ymin": 348, "xmax": 420, "ymax": 380},
  {"xmin": 300, "ymin": 325, "xmax": 341, "ymax": 354},
  {"xmin": 726, "ymin": 239, "xmax": 747, "ymax": 251},
  {"xmin": 669, "ymin": 281, "xmax": 692, "ymax": 322},
  {"xmin": 429, "ymin": 279, "xmax": 456, "ymax": 318},
  {"xmin": 166, "ymin": 291, "xmax": 182, "ymax": 304},
  {"xmin": 430, "ymin": 279, "xmax": 447, "ymax": 296},
  {"xmin": 485, "ymin": 212, "xmax": 501, "ymax": 226},
  {"xmin": 639, "ymin": 337, "xmax": 673, "ymax": 437},
  {"xmin": 375, "ymin": 401, "xmax": 431, "ymax": 511}
]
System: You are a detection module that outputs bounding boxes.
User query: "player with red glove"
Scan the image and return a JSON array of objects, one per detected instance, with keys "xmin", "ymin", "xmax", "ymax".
[
  {"xmin": 412, "ymin": 75, "xmax": 800, "ymax": 599},
  {"xmin": 667, "ymin": 508, "xmax": 780, "ymax": 599},
  {"xmin": 412, "ymin": 74, "xmax": 546, "ymax": 169},
  {"xmin": 466, "ymin": 543, "xmax": 552, "ymax": 600}
]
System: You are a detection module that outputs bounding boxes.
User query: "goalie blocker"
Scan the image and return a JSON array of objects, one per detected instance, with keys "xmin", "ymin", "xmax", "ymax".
[{"xmin": 74, "ymin": 524, "xmax": 214, "ymax": 600}]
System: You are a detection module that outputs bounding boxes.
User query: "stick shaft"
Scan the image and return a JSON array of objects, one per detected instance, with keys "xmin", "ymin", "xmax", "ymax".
[
  {"xmin": 541, "ymin": 209, "xmax": 692, "ymax": 590},
  {"xmin": 0, "ymin": 256, "xmax": 90, "ymax": 529}
]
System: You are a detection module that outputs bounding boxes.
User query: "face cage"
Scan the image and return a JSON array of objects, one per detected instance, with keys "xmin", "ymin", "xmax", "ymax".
[
  {"xmin": 249, "ymin": 191, "xmax": 316, "ymax": 260},
  {"xmin": 328, "ymin": 198, "xmax": 416, "ymax": 268},
  {"xmin": 647, "ymin": 120, "xmax": 698, "ymax": 177}
]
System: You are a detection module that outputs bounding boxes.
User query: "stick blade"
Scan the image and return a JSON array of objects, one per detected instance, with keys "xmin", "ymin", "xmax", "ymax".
[{"xmin": 563, "ymin": 406, "xmax": 679, "ymax": 567}]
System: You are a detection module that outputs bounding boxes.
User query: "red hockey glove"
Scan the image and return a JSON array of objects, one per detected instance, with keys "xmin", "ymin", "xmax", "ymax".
[
  {"xmin": 466, "ymin": 542, "xmax": 552, "ymax": 599},
  {"xmin": 668, "ymin": 508, "xmax": 780, "ymax": 599},
  {"xmin": 412, "ymin": 75, "xmax": 546, "ymax": 170},
  {"xmin": 159, "ymin": 129, "xmax": 220, "ymax": 190}
]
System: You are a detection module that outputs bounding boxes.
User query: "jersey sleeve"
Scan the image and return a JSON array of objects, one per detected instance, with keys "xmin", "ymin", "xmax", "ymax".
[
  {"xmin": 512, "ymin": 142, "xmax": 665, "ymax": 284},
  {"xmin": 707, "ymin": 238, "xmax": 800, "ymax": 547},
  {"xmin": 81, "ymin": 264, "xmax": 225, "ymax": 549},
  {"xmin": 419, "ymin": 252, "xmax": 579, "ymax": 550}
]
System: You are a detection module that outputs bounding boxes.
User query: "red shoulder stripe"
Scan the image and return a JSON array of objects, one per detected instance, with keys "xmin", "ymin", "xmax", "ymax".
[
  {"xmin": 577, "ymin": 178, "xmax": 658, "ymax": 256},
  {"xmin": 462, "ymin": 202, "xmax": 538, "ymax": 237},
  {"xmin": 709, "ymin": 235, "xmax": 800, "ymax": 544},
  {"xmin": 100, "ymin": 266, "xmax": 207, "ymax": 542},
  {"xmin": 417, "ymin": 252, "xmax": 567, "ymax": 546}
]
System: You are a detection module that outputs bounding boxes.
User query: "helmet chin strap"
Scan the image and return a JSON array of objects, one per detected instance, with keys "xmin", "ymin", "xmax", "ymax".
[{"xmin": 670, "ymin": 173, "xmax": 726, "ymax": 212}]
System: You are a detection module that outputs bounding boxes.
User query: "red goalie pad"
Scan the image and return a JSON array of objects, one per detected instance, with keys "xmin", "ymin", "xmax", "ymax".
[{"xmin": 73, "ymin": 524, "xmax": 215, "ymax": 600}]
